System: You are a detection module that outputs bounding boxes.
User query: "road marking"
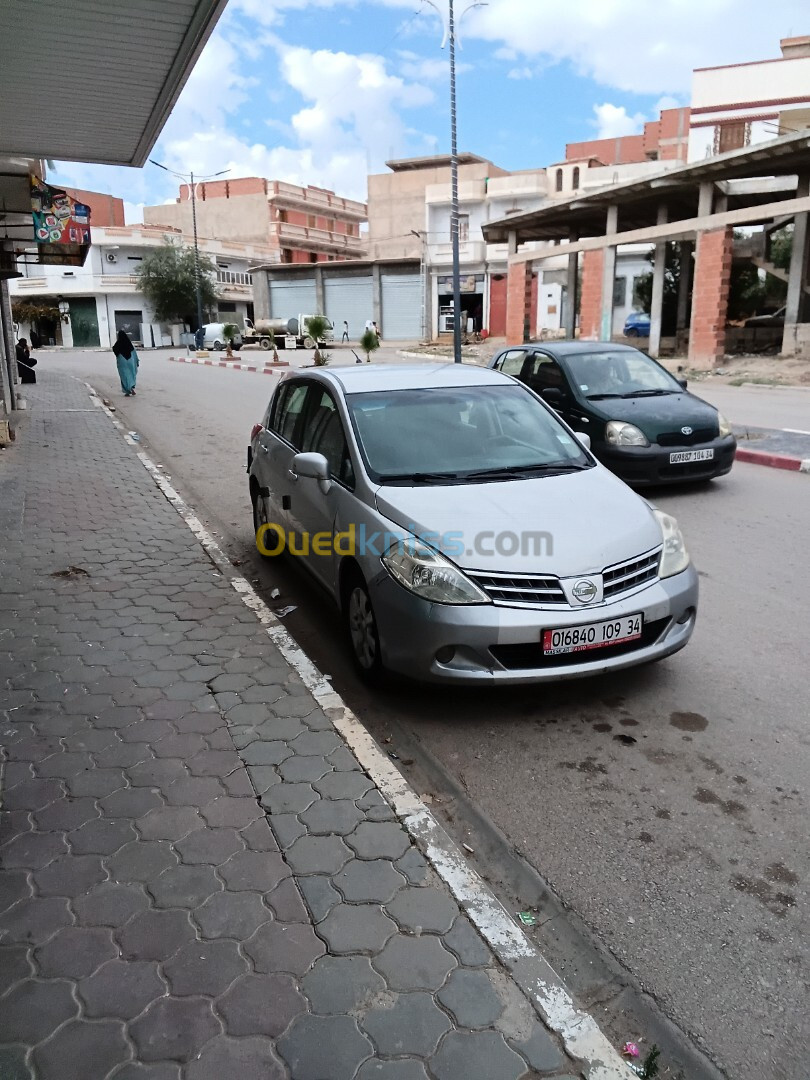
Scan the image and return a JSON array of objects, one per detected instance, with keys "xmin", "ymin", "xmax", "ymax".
[{"xmin": 84, "ymin": 378, "xmax": 634, "ymax": 1080}]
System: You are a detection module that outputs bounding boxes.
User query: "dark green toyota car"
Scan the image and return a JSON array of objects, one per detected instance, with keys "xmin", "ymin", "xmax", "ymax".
[{"xmin": 489, "ymin": 342, "xmax": 736, "ymax": 486}]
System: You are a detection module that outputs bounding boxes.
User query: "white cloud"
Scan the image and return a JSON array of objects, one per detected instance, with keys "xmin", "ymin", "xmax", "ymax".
[
  {"xmin": 507, "ymin": 66, "xmax": 533, "ymax": 80},
  {"xmin": 123, "ymin": 202, "xmax": 145, "ymax": 225},
  {"xmin": 465, "ymin": 0, "xmax": 809, "ymax": 94},
  {"xmin": 592, "ymin": 102, "xmax": 647, "ymax": 139}
]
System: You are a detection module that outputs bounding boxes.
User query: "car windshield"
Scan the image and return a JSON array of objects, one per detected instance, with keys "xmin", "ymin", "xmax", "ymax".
[
  {"xmin": 565, "ymin": 350, "xmax": 682, "ymax": 398},
  {"xmin": 346, "ymin": 384, "xmax": 592, "ymax": 484}
]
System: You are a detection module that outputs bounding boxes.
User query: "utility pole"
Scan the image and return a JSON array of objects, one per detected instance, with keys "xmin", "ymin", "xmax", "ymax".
[
  {"xmin": 423, "ymin": 0, "xmax": 485, "ymax": 363},
  {"xmin": 150, "ymin": 161, "xmax": 229, "ymax": 331}
]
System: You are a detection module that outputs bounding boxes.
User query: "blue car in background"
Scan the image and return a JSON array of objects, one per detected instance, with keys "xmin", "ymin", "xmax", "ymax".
[{"xmin": 623, "ymin": 311, "xmax": 651, "ymax": 337}]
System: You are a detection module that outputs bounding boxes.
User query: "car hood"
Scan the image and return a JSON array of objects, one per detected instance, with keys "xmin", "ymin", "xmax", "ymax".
[
  {"xmin": 586, "ymin": 391, "xmax": 719, "ymax": 439},
  {"xmin": 374, "ymin": 466, "xmax": 662, "ymax": 576}
]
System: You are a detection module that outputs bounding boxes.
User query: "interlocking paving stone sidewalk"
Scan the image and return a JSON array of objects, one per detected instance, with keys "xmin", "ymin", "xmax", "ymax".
[{"xmin": 0, "ymin": 374, "xmax": 583, "ymax": 1079}]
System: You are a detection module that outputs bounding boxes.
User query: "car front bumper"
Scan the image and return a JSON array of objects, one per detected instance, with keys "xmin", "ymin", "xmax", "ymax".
[
  {"xmin": 599, "ymin": 436, "xmax": 736, "ymax": 486},
  {"xmin": 370, "ymin": 564, "xmax": 698, "ymax": 685}
]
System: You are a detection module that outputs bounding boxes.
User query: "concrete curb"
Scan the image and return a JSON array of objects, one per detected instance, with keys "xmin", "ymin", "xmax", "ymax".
[
  {"xmin": 84, "ymin": 378, "xmax": 636, "ymax": 1080},
  {"xmin": 167, "ymin": 354, "xmax": 289, "ymax": 373},
  {"xmin": 735, "ymin": 447, "xmax": 810, "ymax": 472}
]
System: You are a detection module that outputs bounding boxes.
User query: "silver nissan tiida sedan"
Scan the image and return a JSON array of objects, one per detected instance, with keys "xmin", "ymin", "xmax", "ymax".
[{"xmin": 247, "ymin": 363, "xmax": 698, "ymax": 685}]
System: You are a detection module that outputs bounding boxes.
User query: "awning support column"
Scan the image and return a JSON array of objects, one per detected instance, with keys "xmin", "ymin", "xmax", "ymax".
[
  {"xmin": 564, "ymin": 229, "xmax": 578, "ymax": 340},
  {"xmin": 782, "ymin": 174, "xmax": 810, "ymax": 357}
]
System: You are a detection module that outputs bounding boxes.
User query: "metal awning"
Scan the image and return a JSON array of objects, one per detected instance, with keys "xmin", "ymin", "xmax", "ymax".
[
  {"xmin": 483, "ymin": 131, "xmax": 810, "ymax": 243},
  {"xmin": 0, "ymin": 0, "xmax": 227, "ymax": 167}
]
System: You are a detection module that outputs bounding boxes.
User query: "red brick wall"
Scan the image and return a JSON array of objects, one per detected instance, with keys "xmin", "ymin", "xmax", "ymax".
[
  {"xmin": 506, "ymin": 262, "xmax": 532, "ymax": 345},
  {"xmin": 62, "ymin": 188, "xmax": 125, "ymax": 226},
  {"xmin": 688, "ymin": 227, "xmax": 733, "ymax": 367},
  {"xmin": 489, "ymin": 274, "xmax": 507, "ymax": 337},
  {"xmin": 579, "ymin": 250, "xmax": 604, "ymax": 340}
]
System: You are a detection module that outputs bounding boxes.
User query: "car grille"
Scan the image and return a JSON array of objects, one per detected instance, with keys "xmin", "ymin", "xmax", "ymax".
[
  {"xmin": 468, "ymin": 572, "xmax": 567, "ymax": 606},
  {"xmin": 603, "ymin": 548, "xmax": 661, "ymax": 599},
  {"xmin": 490, "ymin": 617, "xmax": 670, "ymax": 669},
  {"xmin": 656, "ymin": 426, "xmax": 716, "ymax": 446}
]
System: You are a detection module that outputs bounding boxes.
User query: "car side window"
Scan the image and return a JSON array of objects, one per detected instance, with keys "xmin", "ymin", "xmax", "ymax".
[
  {"xmin": 522, "ymin": 354, "xmax": 569, "ymax": 395},
  {"xmin": 270, "ymin": 382, "xmax": 309, "ymax": 447},
  {"xmin": 497, "ymin": 349, "xmax": 530, "ymax": 376},
  {"xmin": 299, "ymin": 388, "xmax": 355, "ymax": 489}
]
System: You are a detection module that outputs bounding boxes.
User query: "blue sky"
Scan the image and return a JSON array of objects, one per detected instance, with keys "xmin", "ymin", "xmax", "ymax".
[{"xmin": 51, "ymin": 0, "xmax": 808, "ymax": 221}]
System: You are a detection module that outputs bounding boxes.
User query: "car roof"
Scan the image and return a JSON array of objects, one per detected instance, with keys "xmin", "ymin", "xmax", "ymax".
[
  {"xmin": 510, "ymin": 341, "xmax": 648, "ymax": 358},
  {"xmin": 309, "ymin": 362, "xmax": 513, "ymax": 394}
]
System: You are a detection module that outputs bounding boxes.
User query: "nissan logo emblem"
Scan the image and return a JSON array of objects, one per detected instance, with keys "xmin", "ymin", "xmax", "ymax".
[
  {"xmin": 572, "ymin": 579, "xmax": 598, "ymax": 604},
  {"xmin": 681, "ymin": 426, "xmax": 693, "ymax": 436}
]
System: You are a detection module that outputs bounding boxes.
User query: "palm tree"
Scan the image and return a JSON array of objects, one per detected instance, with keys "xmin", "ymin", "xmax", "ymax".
[
  {"xmin": 360, "ymin": 328, "xmax": 380, "ymax": 363},
  {"xmin": 222, "ymin": 323, "xmax": 239, "ymax": 358},
  {"xmin": 304, "ymin": 315, "xmax": 331, "ymax": 364}
]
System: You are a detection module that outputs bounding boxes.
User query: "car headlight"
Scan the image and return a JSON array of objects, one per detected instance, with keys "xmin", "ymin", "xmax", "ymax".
[
  {"xmin": 605, "ymin": 420, "xmax": 650, "ymax": 447},
  {"xmin": 382, "ymin": 540, "xmax": 490, "ymax": 605},
  {"xmin": 717, "ymin": 412, "xmax": 732, "ymax": 438},
  {"xmin": 654, "ymin": 509, "xmax": 690, "ymax": 578}
]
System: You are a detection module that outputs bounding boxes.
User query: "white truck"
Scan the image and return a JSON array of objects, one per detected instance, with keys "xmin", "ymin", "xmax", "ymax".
[{"xmin": 241, "ymin": 315, "xmax": 333, "ymax": 350}]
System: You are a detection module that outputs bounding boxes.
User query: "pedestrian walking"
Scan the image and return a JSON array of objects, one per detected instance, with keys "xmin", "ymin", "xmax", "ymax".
[
  {"xmin": 113, "ymin": 330, "xmax": 139, "ymax": 397},
  {"xmin": 373, "ymin": 320, "xmax": 381, "ymax": 345},
  {"xmin": 15, "ymin": 338, "xmax": 37, "ymax": 384},
  {"xmin": 341, "ymin": 320, "xmax": 349, "ymax": 343}
]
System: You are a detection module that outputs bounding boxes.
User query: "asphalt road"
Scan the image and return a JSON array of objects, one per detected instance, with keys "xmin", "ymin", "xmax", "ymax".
[{"xmin": 47, "ymin": 347, "xmax": 809, "ymax": 1079}]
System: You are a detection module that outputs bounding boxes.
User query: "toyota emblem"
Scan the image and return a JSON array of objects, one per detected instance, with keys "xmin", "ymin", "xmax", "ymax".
[
  {"xmin": 572, "ymin": 579, "xmax": 598, "ymax": 604},
  {"xmin": 681, "ymin": 426, "xmax": 693, "ymax": 436}
]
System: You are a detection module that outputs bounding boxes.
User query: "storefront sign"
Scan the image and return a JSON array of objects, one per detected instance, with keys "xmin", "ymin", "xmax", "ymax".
[
  {"xmin": 438, "ymin": 274, "xmax": 484, "ymax": 294},
  {"xmin": 30, "ymin": 175, "xmax": 91, "ymax": 266}
]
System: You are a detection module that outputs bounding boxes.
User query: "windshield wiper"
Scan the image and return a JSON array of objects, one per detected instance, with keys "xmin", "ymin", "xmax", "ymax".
[
  {"xmin": 465, "ymin": 462, "xmax": 591, "ymax": 481},
  {"xmin": 378, "ymin": 471, "xmax": 460, "ymax": 485},
  {"xmin": 586, "ymin": 392, "xmax": 624, "ymax": 399},
  {"xmin": 620, "ymin": 389, "xmax": 676, "ymax": 397}
]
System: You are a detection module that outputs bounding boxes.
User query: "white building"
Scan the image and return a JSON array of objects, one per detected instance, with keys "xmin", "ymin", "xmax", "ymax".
[
  {"xmin": 10, "ymin": 224, "xmax": 274, "ymax": 348},
  {"xmin": 424, "ymin": 161, "xmax": 676, "ymax": 339},
  {"xmin": 689, "ymin": 36, "xmax": 810, "ymax": 160}
]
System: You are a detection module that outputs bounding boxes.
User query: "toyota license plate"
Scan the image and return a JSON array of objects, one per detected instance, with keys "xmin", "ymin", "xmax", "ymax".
[
  {"xmin": 542, "ymin": 613, "xmax": 643, "ymax": 656},
  {"xmin": 669, "ymin": 448, "xmax": 714, "ymax": 464}
]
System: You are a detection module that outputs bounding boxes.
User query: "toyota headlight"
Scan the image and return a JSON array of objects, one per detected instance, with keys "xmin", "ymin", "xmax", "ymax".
[
  {"xmin": 654, "ymin": 509, "xmax": 690, "ymax": 578},
  {"xmin": 606, "ymin": 420, "xmax": 650, "ymax": 447},
  {"xmin": 382, "ymin": 540, "xmax": 490, "ymax": 605},
  {"xmin": 718, "ymin": 412, "xmax": 732, "ymax": 438}
]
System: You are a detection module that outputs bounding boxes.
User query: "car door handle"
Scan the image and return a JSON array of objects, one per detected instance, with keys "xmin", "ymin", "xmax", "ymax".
[{"xmin": 287, "ymin": 469, "xmax": 298, "ymax": 482}]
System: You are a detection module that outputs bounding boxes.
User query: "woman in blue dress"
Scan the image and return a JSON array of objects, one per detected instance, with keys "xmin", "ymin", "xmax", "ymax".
[{"xmin": 113, "ymin": 330, "xmax": 138, "ymax": 396}]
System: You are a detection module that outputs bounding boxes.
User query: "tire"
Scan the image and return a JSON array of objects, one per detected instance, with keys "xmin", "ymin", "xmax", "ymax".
[
  {"xmin": 259, "ymin": 338, "xmax": 272, "ymax": 351},
  {"xmin": 232, "ymin": 344, "xmax": 242, "ymax": 352},
  {"xmin": 303, "ymin": 335, "xmax": 315, "ymax": 349},
  {"xmin": 343, "ymin": 569, "xmax": 384, "ymax": 684},
  {"xmin": 624, "ymin": 328, "xmax": 637, "ymax": 338},
  {"xmin": 251, "ymin": 486, "xmax": 281, "ymax": 559},
  {"xmin": 213, "ymin": 339, "xmax": 223, "ymax": 350}
]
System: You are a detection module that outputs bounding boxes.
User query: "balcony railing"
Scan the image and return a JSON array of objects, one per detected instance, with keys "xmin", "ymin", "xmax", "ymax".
[
  {"xmin": 217, "ymin": 269, "xmax": 252, "ymax": 286},
  {"xmin": 269, "ymin": 182, "xmax": 367, "ymax": 221},
  {"xmin": 276, "ymin": 221, "xmax": 366, "ymax": 254}
]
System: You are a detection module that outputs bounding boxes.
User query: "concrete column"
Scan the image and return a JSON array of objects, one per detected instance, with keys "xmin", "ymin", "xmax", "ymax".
[
  {"xmin": 507, "ymin": 231, "xmax": 518, "ymax": 257},
  {"xmin": 697, "ymin": 182, "xmax": 714, "ymax": 218},
  {"xmin": 372, "ymin": 264, "xmax": 382, "ymax": 329},
  {"xmin": 564, "ymin": 230, "xmax": 579, "ymax": 340},
  {"xmin": 0, "ymin": 280, "xmax": 16, "ymax": 416},
  {"xmin": 599, "ymin": 205, "xmax": 618, "ymax": 340},
  {"xmin": 314, "ymin": 266, "xmax": 325, "ymax": 315},
  {"xmin": 782, "ymin": 174, "xmax": 810, "ymax": 356},
  {"xmin": 579, "ymin": 250, "xmax": 604, "ymax": 340},
  {"xmin": 253, "ymin": 271, "xmax": 270, "ymax": 320},
  {"xmin": 688, "ymin": 226, "xmax": 733, "ymax": 367},
  {"xmin": 676, "ymin": 241, "xmax": 693, "ymax": 332},
  {"xmin": 648, "ymin": 205, "xmax": 669, "ymax": 358}
]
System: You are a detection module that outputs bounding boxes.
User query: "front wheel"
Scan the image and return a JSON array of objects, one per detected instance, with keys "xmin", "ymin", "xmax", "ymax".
[
  {"xmin": 213, "ymin": 339, "xmax": 223, "ymax": 350},
  {"xmin": 259, "ymin": 338, "xmax": 272, "ymax": 351},
  {"xmin": 344, "ymin": 572, "xmax": 384, "ymax": 684},
  {"xmin": 303, "ymin": 335, "xmax": 315, "ymax": 349}
]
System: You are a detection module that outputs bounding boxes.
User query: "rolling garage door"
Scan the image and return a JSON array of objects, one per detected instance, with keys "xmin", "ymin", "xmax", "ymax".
[
  {"xmin": 268, "ymin": 277, "xmax": 317, "ymax": 323},
  {"xmin": 381, "ymin": 273, "xmax": 422, "ymax": 340},
  {"xmin": 324, "ymin": 276, "xmax": 374, "ymax": 340}
]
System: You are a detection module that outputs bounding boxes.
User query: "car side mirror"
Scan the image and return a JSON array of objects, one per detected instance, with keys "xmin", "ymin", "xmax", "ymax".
[
  {"xmin": 575, "ymin": 432, "xmax": 591, "ymax": 451},
  {"xmin": 677, "ymin": 377, "xmax": 688, "ymax": 389},
  {"xmin": 290, "ymin": 452, "xmax": 331, "ymax": 493},
  {"xmin": 541, "ymin": 387, "xmax": 564, "ymax": 408}
]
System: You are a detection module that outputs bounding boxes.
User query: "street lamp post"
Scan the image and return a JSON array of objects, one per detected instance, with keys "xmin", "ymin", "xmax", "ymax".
[
  {"xmin": 149, "ymin": 160, "xmax": 229, "ymax": 331},
  {"xmin": 424, "ymin": 0, "xmax": 486, "ymax": 363}
]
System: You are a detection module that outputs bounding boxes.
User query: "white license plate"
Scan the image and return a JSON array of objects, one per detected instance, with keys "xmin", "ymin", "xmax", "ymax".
[
  {"xmin": 542, "ymin": 613, "xmax": 643, "ymax": 656},
  {"xmin": 669, "ymin": 448, "xmax": 714, "ymax": 464}
]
